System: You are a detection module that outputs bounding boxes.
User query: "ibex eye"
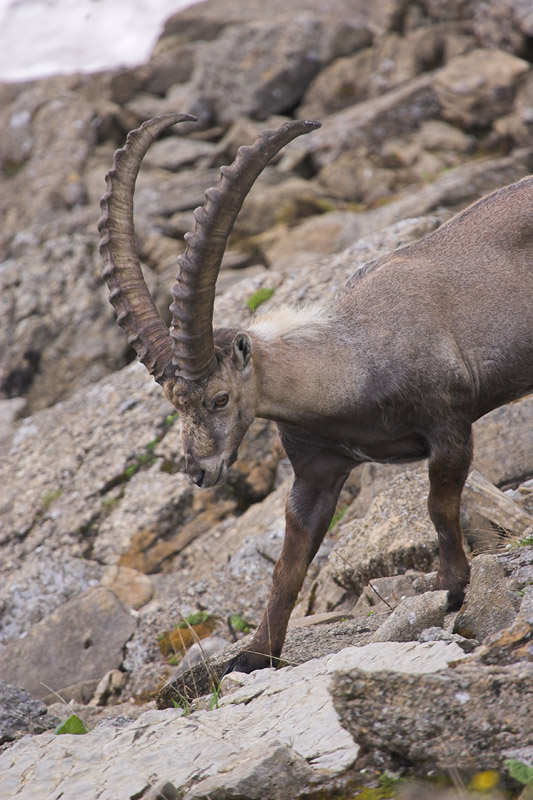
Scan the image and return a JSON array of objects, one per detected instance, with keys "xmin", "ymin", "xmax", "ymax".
[{"xmin": 214, "ymin": 393, "xmax": 229, "ymax": 409}]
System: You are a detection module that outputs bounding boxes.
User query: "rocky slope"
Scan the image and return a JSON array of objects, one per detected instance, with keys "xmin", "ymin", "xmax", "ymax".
[{"xmin": 0, "ymin": 0, "xmax": 532, "ymax": 798}]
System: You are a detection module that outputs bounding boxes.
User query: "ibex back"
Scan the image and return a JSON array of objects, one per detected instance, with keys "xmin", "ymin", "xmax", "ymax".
[{"xmin": 99, "ymin": 114, "xmax": 533, "ymax": 674}]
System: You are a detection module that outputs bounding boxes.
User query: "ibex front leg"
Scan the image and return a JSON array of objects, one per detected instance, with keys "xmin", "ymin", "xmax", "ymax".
[
  {"xmin": 428, "ymin": 423, "xmax": 473, "ymax": 610},
  {"xmin": 225, "ymin": 446, "xmax": 354, "ymax": 674}
]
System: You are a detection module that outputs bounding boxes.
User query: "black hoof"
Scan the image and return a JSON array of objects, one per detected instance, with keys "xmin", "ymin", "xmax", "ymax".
[
  {"xmin": 223, "ymin": 650, "xmax": 280, "ymax": 677},
  {"xmin": 446, "ymin": 588, "xmax": 466, "ymax": 612}
]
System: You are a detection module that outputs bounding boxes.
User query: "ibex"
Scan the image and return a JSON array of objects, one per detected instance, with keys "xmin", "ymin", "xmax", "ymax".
[{"xmin": 99, "ymin": 113, "xmax": 533, "ymax": 674}]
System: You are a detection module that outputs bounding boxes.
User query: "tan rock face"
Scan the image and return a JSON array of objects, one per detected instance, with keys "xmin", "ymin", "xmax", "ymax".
[
  {"xmin": 433, "ymin": 48, "xmax": 529, "ymax": 128},
  {"xmin": 101, "ymin": 566, "xmax": 154, "ymax": 610}
]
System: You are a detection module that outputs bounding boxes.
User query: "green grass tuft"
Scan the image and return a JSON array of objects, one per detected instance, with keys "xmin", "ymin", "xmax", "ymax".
[{"xmin": 247, "ymin": 287, "xmax": 275, "ymax": 312}]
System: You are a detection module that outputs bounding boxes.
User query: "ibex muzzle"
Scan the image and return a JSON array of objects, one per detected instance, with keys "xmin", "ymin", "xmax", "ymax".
[{"xmin": 99, "ymin": 114, "xmax": 533, "ymax": 675}]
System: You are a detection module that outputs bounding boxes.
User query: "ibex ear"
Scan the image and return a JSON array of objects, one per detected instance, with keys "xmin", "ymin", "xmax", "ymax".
[{"xmin": 232, "ymin": 332, "xmax": 253, "ymax": 371}]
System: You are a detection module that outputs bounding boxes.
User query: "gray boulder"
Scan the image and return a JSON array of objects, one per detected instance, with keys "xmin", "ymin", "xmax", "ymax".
[
  {"xmin": 453, "ymin": 554, "xmax": 519, "ymax": 641},
  {"xmin": 371, "ymin": 591, "xmax": 449, "ymax": 643},
  {"xmin": 0, "ymin": 587, "xmax": 137, "ymax": 702}
]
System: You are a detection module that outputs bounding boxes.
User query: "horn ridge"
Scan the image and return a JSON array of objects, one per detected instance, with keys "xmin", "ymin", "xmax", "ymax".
[{"xmin": 98, "ymin": 113, "xmax": 197, "ymax": 385}]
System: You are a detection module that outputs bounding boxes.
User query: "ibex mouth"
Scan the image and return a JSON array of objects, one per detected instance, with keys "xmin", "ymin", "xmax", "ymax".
[
  {"xmin": 191, "ymin": 460, "xmax": 227, "ymax": 489},
  {"xmin": 206, "ymin": 461, "xmax": 227, "ymax": 489}
]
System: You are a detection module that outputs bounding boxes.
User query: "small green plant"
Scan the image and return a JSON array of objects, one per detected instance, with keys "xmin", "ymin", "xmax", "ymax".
[
  {"xmin": 170, "ymin": 694, "xmax": 191, "ymax": 715},
  {"xmin": 101, "ymin": 495, "xmax": 121, "ymax": 514},
  {"xmin": 377, "ymin": 772, "xmax": 402, "ymax": 793},
  {"xmin": 247, "ymin": 287, "xmax": 275, "ymax": 312},
  {"xmin": 137, "ymin": 452, "xmax": 157, "ymax": 467},
  {"xmin": 165, "ymin": 412, "xmax": 180, "ymax": 427},
  {"xmin": 228, "ymin": 613, "xmax": 252, "ymax": 635},
  {"xmin": 178, "ymin": 611, "xmax": 211, "ymax": 629},
  {"xmin": 42, "ymin": 488, "xmax": 63, "ymax": 508},
  {"xmin": 208, "ymin": 683, "xmax": 221, "ymax": 711},
  {"xmin": 2, "ymin": 160, "xmax": 27, "ymax": 177},
  {"xmin": 328, "ymin": 505, "xmax": 348, "ymax": 531},
  {"xmin": 506, "ymin": 529, "xmax": 533, "ymax": 549},
  {"xmin": 506, "ymin": 758, "xmax": 533, "ymax": 786},
  {"xmin": 54, "ymin": 714, "xmax": 88, "ymax": 735},
  {"xmin": 122, "ymin": 446, "xmax": 158, "ymax": 481}
]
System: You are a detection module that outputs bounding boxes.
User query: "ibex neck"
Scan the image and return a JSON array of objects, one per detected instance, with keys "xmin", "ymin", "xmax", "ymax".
[{"xmin": 250, "ymin": 330, "xmax": 348, "ymax": 428}]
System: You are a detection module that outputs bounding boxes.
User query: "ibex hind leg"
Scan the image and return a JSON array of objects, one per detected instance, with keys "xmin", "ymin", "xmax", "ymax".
[
  {"xmin": 224, "ymin": 445, "xmax": 355, "ymax": 675},
  {"xmin": 427, "ymin": 423, "xmax": 473, "ymax": 610}
]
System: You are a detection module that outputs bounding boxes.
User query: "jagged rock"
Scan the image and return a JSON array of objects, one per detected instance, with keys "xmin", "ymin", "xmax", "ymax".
[
  {"xmin": 371, "ymin": 591, "xmax": 449, "ymax": 643},
  {"xmin": 0, "ymin": 232, "xmax": 127, "ymax": 413},
  {"xmin": 414, "ymin": 118, "xmax": 475, "ymax": 154},
  {"xmin": 433, "ymin": 48, "xmax": 529, "ymax": 128},
  {"xmin": 0, "ymin": 363, "xmax": 176, "ymax": 572},
  {"xmin": 235, "ymin": 174, "xmax": 332, "ymax": 240},
  {"xmin": 158, "ymin": 0, "xmax": 389, "ymax": 63},
  {"xmin": 316, "ymin": 152, "xmax": 397, "ymax": 205},
  {"xmin": 0, "ymin": 683, "xmax": 60, "ymax": 745},
  {"xmin": 0, "ymin": 2, "xmax": 532, "ymax": 795},
  {"xmin": 302, "ymin": 73, "xmax": 441, "ymax": 168},
  {"xmin": 333, "ymin": 659, "xmax": 533, "ymax": 775},
  {"xmin": 473, "ymin": 612, "xmax": 533, "ymax": 667},
  {"xmin": 142, "ymin": 134, "xmax": 216, "ymax": 171},
  {"xmin": 173, "ymin": 14, "xmax": 323, "ymax": 126},
  {"xmin": 498, "ymin": 543, "xmax": 533, "ymax": 592},
  {"xmin": 473, "ymin": 0, "xmax": 533, "ymax": 56},
  {"xmin": 419, "ymin": 0, "xmax": 479, "ymax": 23},
  {"xmin": 461, "ymin": 470, "xmax": 533, "ymax": 554},
  {"xmin": 352, "ymin": 572, "xmax": 422, "ymax": 615},
  {"xmin": 184, "ymin": 743, "xmax": 314, "ymax": 800},
  {"xmin": 0, "ymin": 398, "xmax": 25, "ymax": 455},
  {"xmin": 325, "ymin": 151, "xmax": 533, "ymax": 250},
  {"xmin": 472, "ymin": 389, "xmax": 533, "ymax": 487},
  {"xmin": 311, "ymin": 470, "xmax": 439, "ymax": 613},
  {"xmin": 298, "ymin": 27, "xmax": 444, "ymax": 118},
  {"xmin": 157, "ymin": 613, "xmax": 393, "ymax": 706},
  {"xmin": 259, "ymin": 151, "xmax": 532, "ymax": 279},
  {"xmin": 418, "ymin": 626, "xmax": 479, "ymax": 653},
  {"xmin": 453, "ymin": 554, "xmax": 519, "ymax": 641},
  {"xmin": 0, "ymin": 587, "xmax": 137, "ymax": 702},
  {"xmin": 0, "ymin": 82, "xmax": 97, "ymax": 258}
]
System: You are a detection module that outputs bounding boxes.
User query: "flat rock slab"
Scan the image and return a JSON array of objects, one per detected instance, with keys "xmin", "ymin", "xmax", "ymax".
[
  {"xmin": 0, "ymin": 641, "xmax": 464, "ymax": 800},
  {"xmin": 0, "ymin": 587, "xmax": 136, "ymax": 701}
]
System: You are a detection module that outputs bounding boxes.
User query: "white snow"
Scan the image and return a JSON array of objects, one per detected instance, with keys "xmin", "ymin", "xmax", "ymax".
[{"xmin": 0, "ymin": 0, "xmax": 204, "ymax": 83}]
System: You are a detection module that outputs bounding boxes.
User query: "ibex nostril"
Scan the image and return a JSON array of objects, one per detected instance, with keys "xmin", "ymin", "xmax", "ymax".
[{"xmin": 193, "ymin": 470, "xmax": 205, "ymax": 488}]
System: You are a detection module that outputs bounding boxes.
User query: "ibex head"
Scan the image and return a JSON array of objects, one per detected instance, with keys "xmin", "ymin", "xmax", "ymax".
[{"xmin": 98, "ymin": 114, "xmax": 320, "ymax": 487}]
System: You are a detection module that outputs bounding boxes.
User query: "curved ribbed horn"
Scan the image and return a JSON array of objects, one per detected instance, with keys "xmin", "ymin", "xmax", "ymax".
[
  {"xmin": 98, "ymin": 113, "xmax": 197, "ymax": 385},
  {"xmin": 170, "ymin": 118, "xmax": 322, "ymax": 383}
]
